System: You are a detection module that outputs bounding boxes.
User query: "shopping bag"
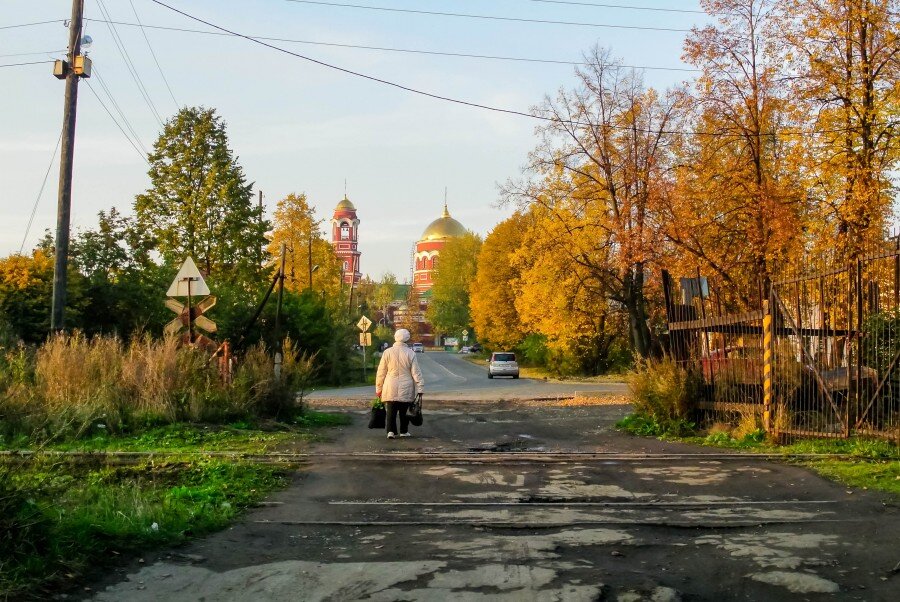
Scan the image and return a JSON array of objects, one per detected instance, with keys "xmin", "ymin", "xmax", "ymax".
[
  {"xmin": 408, "ymin": 393, "xmax": 423, "ymax": 426},
  {"xmin": 368, "ymin": 406, "xmax": 386, "ymax": 429}
]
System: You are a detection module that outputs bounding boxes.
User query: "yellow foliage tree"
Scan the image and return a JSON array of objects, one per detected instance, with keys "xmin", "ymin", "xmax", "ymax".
[
  {"xmin": 470, "ymin": 213, "xmax": 528, "ymax": 350},
  {"xmin": 783, "ymin": 0, "xmax": 899, "ymax": 255},
  {"xmin": 266, "ymin": 193, "xmax": 342, "ymax": 302}
]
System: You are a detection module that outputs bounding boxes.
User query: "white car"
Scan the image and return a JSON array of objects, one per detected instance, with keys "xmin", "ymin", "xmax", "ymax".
[
  {"xmin": 412, "ymin": 342, "xmax": 424, "ymax": 353},
  {"xmin": 458, "ymin": 346, "xmax": 471, "ymax": 354},
  {"xmin": 488, "ymin": 352, "xmax": 519, "ymax": 379}
]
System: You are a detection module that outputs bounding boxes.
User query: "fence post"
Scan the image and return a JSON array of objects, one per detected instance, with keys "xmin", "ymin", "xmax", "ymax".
[{"xmin": 763, "ymin": 299, "xmax": 774, "ymax": 434}]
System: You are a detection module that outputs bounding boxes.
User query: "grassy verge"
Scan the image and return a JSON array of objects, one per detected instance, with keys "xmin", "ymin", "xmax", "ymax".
[
  {"xmin": 617, "ymin": 414, "xmax": 900, "ymax": 496},
  {"xmin": 0, "ymin": 412, "xmax": 350, "ymax": 600}
]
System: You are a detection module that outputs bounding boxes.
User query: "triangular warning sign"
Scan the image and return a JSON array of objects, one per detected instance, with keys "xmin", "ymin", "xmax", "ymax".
[{"xmin": 166, "ymin": 257, "xmax": 211, "ymax": 297}]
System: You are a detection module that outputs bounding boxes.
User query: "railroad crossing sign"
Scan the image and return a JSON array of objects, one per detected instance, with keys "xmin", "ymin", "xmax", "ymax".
[
  {"xmin": 164, "ymin": 296, "xmax": 217, "ymax": 336},
  {"xmin": 357, "ymin": 315, "xmax": 372, "ymax": 332},
  {"xmin": 164, "ymin": 257, "xmax": 216, "ymax": 350},
  {"xmin": 166, "ymin": 257, "xmax": 210, "ymax": 297}
]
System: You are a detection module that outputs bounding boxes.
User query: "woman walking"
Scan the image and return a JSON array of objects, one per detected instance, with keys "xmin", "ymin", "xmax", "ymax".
[{"xmin": 375, "ymin": 329, "xmax": 424, "ymax": 439}]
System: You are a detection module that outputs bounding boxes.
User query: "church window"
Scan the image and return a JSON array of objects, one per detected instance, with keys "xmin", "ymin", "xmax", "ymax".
[
  {"xmin": 343, "ymin": 260, "xmax": 349, "ymax": 271},
  {"xmin": 340, "ymin": 225, "xmax": 350, "ymax": 240}
]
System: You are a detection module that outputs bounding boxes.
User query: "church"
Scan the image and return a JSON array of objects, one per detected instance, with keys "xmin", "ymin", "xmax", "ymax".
[{"xmin": 329, "ymin": 196, "xmax": 468, "ymax": 347}]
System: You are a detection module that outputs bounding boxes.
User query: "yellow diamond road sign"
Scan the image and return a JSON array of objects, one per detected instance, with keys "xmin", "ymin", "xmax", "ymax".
[{"xmin": 357, "ymin": 316, "xmax": 372, "ymax": 332}]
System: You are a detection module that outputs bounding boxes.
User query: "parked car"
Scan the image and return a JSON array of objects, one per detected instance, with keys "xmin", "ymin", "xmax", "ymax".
[
  {"xmin": 412, "ymin": 342, "xmax": 424, "ymax": 353},
  {"xmin": 458, "ymin": 346, "xmax": 471, "ymax": 354},
  {"xmin": 469, "ymin": 343, "xmax": 482, "ymax": 353},
  {"xmin": 488, "ymin": 352, "xmax": 519, "ymax": 379}
]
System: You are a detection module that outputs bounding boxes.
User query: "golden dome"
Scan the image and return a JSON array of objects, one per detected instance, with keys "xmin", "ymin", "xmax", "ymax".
[
  {"xmin": 335, "ymin": 196, "xmax": 356, "ymax": 212},
  {"xmin": 421, "ymin": 204, "xmax": 466, "ymax": 241}
]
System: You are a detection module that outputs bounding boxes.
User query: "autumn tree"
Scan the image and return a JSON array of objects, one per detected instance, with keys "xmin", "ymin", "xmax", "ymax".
[
  {"xmin": 267, "ymin": 193, "xmax": 341, "ymax": 299},
  {"xmin": 512, "ymin": 46, "xmax": 679, "ymax": 358},
  {"xmin": 783, "ymin": 0, "xmax": 899, "ymax": 254},
  {"xmin": 426, "ymin": 232, "xmax": 482, "ymax": 339},
  {"xmin": 470, "ymin": 213, "xmax": 528, "ymax": 350},
  {"xmin": 663, "ymin": 0, "xmax": 805, "ymax": 306},
  {"xmin": 135, "ymin": 107, "xmax": 265, "ymax": 280},
  {"xmin": 0, "ymin": 251, "xmax": 84, "ymax": 343}
]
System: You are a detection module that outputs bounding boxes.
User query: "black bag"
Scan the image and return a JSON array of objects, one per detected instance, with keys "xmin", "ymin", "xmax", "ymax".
[
  {"xmin": 408, "ymin": 394, "xmax": 423, "ymax": 426},
  {"xmin": 368, "ymin": 406, "xmax": 386, "ymax": 429}
]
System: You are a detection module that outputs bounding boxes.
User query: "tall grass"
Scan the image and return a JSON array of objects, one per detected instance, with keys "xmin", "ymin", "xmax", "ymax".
[{"xmin": 0, "ymin": 333, "xmax": 315, "ymax": 444}]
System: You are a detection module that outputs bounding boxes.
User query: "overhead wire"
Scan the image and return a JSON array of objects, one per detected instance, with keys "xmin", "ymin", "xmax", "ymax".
[
  {"xmin": 128, "ymin": 0, "xmax": 179, "ymax": 108},
  {"xmin": 281, "ymin": 0, "xmax": 692, "ymax": 32},
  {"xmin": 0, "ymin": 20, "xmax": 65, "ymax": 30},
  {"xmin": 84, "ymin": 79, "xmax": 151, "ymax": 164},
  {"xmin": 91, "ymin": 66, "xmax": 151, "ymax": 156},
  {"xmin": 94, "ymin": 0, "xmax": 165, "ymax": 127},
  {"xmin": 82, "ymin": 17, "xmax": 699, "ymax": 72},
  {"xmin": 0, "ymin": 60, "xmax": 55, "ymax": 68},
  {"xmin": 20, "ymin": 130, "xmax": 64, "ymax": 255},
  {"xmin": 148, "ymin": 0, "xmax": 894, "ymax": 138},
  {"xmin": 0, "ymin": 49, "xmax": 66, "ymax": 58},
  {"xmin": 526, "ymin": 0, "xmax": 706, "ymax": 14}
]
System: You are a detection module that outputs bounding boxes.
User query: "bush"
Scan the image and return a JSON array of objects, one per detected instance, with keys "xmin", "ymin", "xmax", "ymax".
[{"xmin": 629, "ymin": 356, "xmax": 700, "ymax": 424}]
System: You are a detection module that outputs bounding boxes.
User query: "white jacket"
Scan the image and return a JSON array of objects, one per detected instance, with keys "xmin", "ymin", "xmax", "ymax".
[{"xmin": 376, "ymin": 342, "xmax": 424, "ymax": 402}]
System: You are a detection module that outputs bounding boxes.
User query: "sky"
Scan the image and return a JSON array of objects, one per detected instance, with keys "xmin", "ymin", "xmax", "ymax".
[{"xmin": 1, "ymin": 0, "xmax": 710, "ymax": 282}]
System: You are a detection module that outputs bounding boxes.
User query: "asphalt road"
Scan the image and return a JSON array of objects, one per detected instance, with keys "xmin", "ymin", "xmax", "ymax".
[
  {"xmin": 93, "ymin": 401, "xmax": 900, "ymax": 601},
  {"xmin": 306, "ymin": 350, "xmax": 628, "ymax": 401}
]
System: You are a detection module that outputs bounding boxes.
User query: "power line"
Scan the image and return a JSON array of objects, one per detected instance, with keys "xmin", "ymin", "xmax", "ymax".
[
  {"xmin": 527, "ymin": 0, "xmax": 706, "ymax": 14},
  {"xmin": 0, "ymin": 60, "xmax": 54, "ymax": 68},
  {"xmin": 20, "ymin": 130, "xmax": 64, "ymax": 255},
  {"xmin": 282, "ymin": 0, "xmax": 692, "ymax": 32},
  {"xmin": 0, "ymin": 49, "xmax": 66, "ymax": 58},
  {"xmin": 129, "ymin": 0, "xmax": 179, "ymax": 109},
  {"xmin": 148, "ymin": 1, "xmax": 896, "ymax": 139},
  {"xmin": 84, "ymin": 79, "xmax": 151, "ymax": 164},
  {"xmin": 95, "ymin": 0, "xmax": 165, "ymax": 127},
  {"xmin": 83, "ymin": 18, "xmax": 699, "ymax": 72},
  {"xmin": 0, "ymin": 19, "xmax": 64, "ymax": 30},
  {"xmin": 91, "ymin": 66, "xmax": 151, "ymax": 156}
]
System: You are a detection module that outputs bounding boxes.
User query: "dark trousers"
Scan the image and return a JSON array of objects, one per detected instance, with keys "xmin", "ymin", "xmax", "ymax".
[{"xmin": 385, "ymin": 402, "xmax": 410, "ymax": 435}]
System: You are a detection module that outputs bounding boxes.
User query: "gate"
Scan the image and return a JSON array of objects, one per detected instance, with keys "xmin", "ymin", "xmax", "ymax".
[{"xmin": 663, "ymin": 248, "xmax": 900, "ymax": 444}]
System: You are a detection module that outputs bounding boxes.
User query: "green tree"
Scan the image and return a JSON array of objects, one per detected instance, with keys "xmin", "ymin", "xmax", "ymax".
[
  {"xmin": 134, "ymin": 107, "xmax": 265, "ymax": 281},
  {"xmin": 373, "ymin": 272, "xmax": 399, "ymax": 326},
  {"xmin": 70, "ymin": 209, "xmax": 169, "ymax": 337},
  {"xmin": 426, "ymin": 232, "xmax": 482, "ymax": 339}
]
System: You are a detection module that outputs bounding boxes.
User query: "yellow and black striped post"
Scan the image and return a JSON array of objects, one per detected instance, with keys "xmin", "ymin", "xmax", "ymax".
[{"xmin": 762, "ymin": 300, "xmax": 773, "ymax": 433}]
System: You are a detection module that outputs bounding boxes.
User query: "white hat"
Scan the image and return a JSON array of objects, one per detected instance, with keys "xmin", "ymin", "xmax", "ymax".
[{"xmin": 394, "ymin": 329, "xmax": 411, "ymax": 342}]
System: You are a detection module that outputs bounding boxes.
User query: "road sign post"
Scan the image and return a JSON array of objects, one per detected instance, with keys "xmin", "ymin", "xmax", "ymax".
[
  {"xmin": 165, "ymin": 257, "xmax": 217, "ymax": 351},
  {"xmin": 357, "ymin": 315, "xmax": 372, "ymax": 381}
]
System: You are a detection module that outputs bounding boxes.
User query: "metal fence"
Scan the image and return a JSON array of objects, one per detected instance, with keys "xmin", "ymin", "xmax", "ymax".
[{"xmin": 662, "ymin": 246, "xmax": 900, "ymax": 445}]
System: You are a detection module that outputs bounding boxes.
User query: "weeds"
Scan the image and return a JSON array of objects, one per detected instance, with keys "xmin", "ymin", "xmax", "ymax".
[
  {"xmin": 0, "ymin": 333, "xmax": 317, "ymax": 445},
  {"xmin": 0, "ymin": 460, "xmax": 284, "ymax": 600}
]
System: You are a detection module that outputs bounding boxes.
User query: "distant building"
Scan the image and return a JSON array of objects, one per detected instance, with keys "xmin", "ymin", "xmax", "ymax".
[
  {"xmin": 413, "ymin": 203, "xmax": 467, "ymax": 294},
  {"xmin": 330, "ymin": 195, "xmax": 361, "ymax": 284}
]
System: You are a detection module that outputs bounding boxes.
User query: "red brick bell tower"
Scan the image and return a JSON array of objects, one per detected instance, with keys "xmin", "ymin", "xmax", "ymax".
[{"xmin": 331, "ymin": 195, "xmax": 361, "ymax": 284}]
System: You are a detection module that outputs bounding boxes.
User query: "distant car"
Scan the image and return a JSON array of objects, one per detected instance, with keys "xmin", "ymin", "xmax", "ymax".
[
  {"xmin": 488, "ymin": 352, "xmax": 519, "ymax": 379},
  {"xmin": 458, "ymin": 346, "xmax": 471, "ymax": 354},
  {"xmin": 469, "ymin": 343, "xmax": 482, "ymax": 353},
  {"xmin": 412, "ymin": 342, "xmax": 424, "ymax": 353}
]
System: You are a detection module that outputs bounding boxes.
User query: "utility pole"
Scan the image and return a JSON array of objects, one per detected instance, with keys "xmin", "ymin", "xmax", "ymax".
[
  {"xmin": 308, "ymin": 230, "xmax": 313, "ymax": 290},
  {"xmin": 258, "ymin": 189, "xmax": 265, "ymax": 267},
  {"xmin": 51, "ymin": 0, "xmax": 88, "ymax": 331}
]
